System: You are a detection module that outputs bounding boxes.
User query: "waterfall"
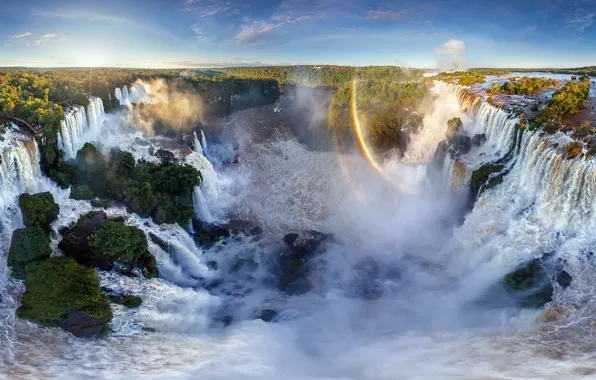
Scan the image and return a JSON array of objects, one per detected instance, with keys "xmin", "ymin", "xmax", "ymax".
[
  {"xmin": 58, "ymin": 97, "xmax": 105, "ymax": 159},
  {"xmin": 200, "ymin": 130, "xmax": 209, "ymax": 158},
  {"xmin": 187, "ymin": 133, "xmax": 233, "ymax": 224},
  {"xmin": 123, "ymin": 85, "xmax": 129, "ymax": 101},
  {"xmin": 115, "ymin": 87, "xmax": 123, "ymax": 105},
  {"xmin": 58, "ymin": 105, "xmax": 88, "ymax": 158}
]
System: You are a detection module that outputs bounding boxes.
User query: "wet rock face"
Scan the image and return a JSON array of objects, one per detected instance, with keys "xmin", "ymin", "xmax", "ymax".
[
  {"xmin": 472, "ymin": 133, "xmax": 487, "ymax": 146},
  {"xmin": 503, "ymin": 259, "xmax": 553, "ymax": 308},
  {"xmin": 277, "ymin": 230, "xmax": 332, "ymax": 295},
  {"xmin": 60, "ymin": 307, "xmax": 111, "ymax": 338}
]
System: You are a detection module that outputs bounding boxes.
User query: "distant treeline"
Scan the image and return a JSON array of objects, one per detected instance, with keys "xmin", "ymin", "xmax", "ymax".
[
  {"xmin": 488, "ymin": 77, "xmax": 559, "ymax": 95},
  {"xmin": 218, "ymin": 65, "xmax": 424, "ymax": 88},
  {"xmin": 471, "ymin": 66, "xmax": 596, "ymax": 76}
]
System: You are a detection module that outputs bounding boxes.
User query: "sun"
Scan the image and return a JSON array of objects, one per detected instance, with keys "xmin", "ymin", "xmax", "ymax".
[{"xmin": 76, "ymin": 53, "xmax": 106, "ymax": 67}]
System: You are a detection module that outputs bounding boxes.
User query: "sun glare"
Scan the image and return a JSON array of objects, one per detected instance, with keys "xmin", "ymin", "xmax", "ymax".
[{"xmin": 76, "ymin": 53, "xmax": 106, "ymax": 67}]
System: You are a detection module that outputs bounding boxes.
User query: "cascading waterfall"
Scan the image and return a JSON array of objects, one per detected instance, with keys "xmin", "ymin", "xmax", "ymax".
[
  {"xmin": 58, "ymin": 97, "xmax": 105, "ymax": 158},
  {"xmin": 115, "ymin": 87, "xmax": 123, "ymax": 105},
  {"xmin": 187, "ymin": 132, "xmax": 233, "ymax": 223},
  {"xmin": 200, "ymin": 130, "xmax": 209, "ymax": 158}
]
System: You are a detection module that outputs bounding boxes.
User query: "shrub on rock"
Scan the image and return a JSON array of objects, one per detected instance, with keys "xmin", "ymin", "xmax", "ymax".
[
  {"xmin": 19, "ymin": 192, "xmax": 60, "ymax": 228},
  {"xmin": 17, "ymin": 257, "xmax": 112, "ymax": 338}
]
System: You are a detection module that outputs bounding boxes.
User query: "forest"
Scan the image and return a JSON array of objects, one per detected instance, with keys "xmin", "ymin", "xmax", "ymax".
[
  {"xmin": 438, "ymin": 71, "xmax": 487, "ymax": 85},
  {"xmin": 219, "ymin": 65, "xmax": 424, "ymax": 87},
  {"xmin": 487, "ymin": 77, "xmax": 559, "ymax": 95},
  {"xmin": 531, "ymin": 76, "xmax": 591, "ymax": 131}
]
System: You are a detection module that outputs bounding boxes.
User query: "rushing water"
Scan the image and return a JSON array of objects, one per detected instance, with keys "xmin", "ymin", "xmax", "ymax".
[{"xmin": 2, "ymin": 79, "xmax": 596, "ymax": 379}]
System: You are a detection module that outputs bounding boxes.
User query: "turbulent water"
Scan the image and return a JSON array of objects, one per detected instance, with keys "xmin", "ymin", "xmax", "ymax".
[{"xmin": 2, "ymin": 79, "xmax": 596, "ymax": 379}]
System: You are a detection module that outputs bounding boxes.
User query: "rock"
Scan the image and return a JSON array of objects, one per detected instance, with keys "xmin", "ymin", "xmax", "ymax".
[
  {"xmin": 60, "ymin": 307, "xmax": 111, "ymax": 338},
  {"xmin": 249, "ymin": 226, "xmax": 263, "ymax": 236},
  {"xmin": 206, "ymin": 260, "xmax": 218, "ymax": 270},
  {"xmin": 472, "ymin": 133, "xmax": 487, "ymax": 146},
  {"xmin": 8, "ymin": 227, "xmax": 52, "ymax": 279},
  {"xmin": 90, "ymin": 198, "xmax": 109, "ymax": 208},
  {"xmin": 109, "ymin": 295, "xmax": 143, "ymax": 309},
  {"xmin": 17, "ymin": 257, "xmax": 112, "ymax": 338},
  {"xmin": 149, "ymin": 232, "xmax": 169, "ymax": 251},
  {"xmin": 350, "ymin": 257, "xmax": 384, "ymax": 300},
  {"xmin": 503, "ymin": 259, "xmax": 553, "ymax": 308},
  {"xmin": 277, "ymin": 230, "xmax": 332, "ymax": 294},
  {"xmin": 256, "ymin": 309, "xmax": 278, "ymax": 322},
  {"xmin": 59, "ymin": 212, "xmax": 158, "ymax": 278},
  {"xmin": 450, "ymin": 134, "xmax": 472, "ymax": 155},
  {"xmin": 142, "ymin": 327, "xmax": 156, "ymax": 333},
  {"xmin": 555, "ymin": 270, "xmax": 572, "ymax": 288},
  {"xmin": 471, "ymin": 163, "xmax": 506, "ymax": 199},
  {"xmin": 59, "ymin": 211, "xmax": 111, "ymax": 270},
  {"xmin": 446, "ymin": 117, "xmax": 463, "ymax": 139},
  {"xmin": 19, "ymin": 192, "xmax": 60, "ymax": 228}
]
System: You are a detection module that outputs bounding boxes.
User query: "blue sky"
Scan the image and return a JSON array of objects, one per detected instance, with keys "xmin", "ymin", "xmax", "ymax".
[{"xmin": 1, "ymin": 0, "xmax": 595, "ymax": 68}]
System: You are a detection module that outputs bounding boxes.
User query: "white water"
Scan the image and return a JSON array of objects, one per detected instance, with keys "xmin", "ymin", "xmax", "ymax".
[
  {"xmin": 2, "ymin": 79, "xmax": 596, "ymax": 379},
  {"xmin": 58, "ymin": 97, "xmax": 106, "ymax": 158}
]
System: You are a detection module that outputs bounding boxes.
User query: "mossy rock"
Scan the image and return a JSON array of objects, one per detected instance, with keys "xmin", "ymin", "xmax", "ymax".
[
  {"xmin": 17, "ymin": 257, "xmax": 112, "ymax": 338},
  {"xmin": 503, "ymin": 259, "xmax": 553, "ymax": 308},
  {"xmin": 90, "ymin": 198, "xmax": 109, "ymax": 208},
  {"xmin": 19, "ymin": 192, "xmax": 60, "ymax": 228},
  {"xmin": 8, "ymin": 227, "xmax": 52, "ymax": 279},
  {"xmin": 88, "ymin": 220, "xmax": 158, "ymax": 278},
  {"xmin": 471, "ymin": 163, "xmax": 506, "ymax": 199},
  {"xmin": 109, "ymin": 294, "xmax": 143, "ymax": 309},
  {"xmin": 70, "ymin": 184, "xmax": 94, "ymax": 200},
  {"xmin": 59, "ymin": 211, "xmax": 111, "ymax": 269}
]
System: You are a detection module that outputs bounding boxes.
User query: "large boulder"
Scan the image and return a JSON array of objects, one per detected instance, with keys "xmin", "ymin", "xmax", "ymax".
[
  {"xmin": 277, "ymin": 230, "xmax": 332, "ymax": 294},
  {"xmin": 19, "ymin": 192, "xmax": 60, "ymax": 228},
  {"xmin": 503, "ymin": 259, "xmax": 553, "ymax": 308},
  {"xmin": 8, "ymin": 227, "xmax": 52, "ymax": 279},
  {"xmin": 446, "ymin": 117, "xmax": 464, "ymax": 139},
  {"xmin": 17, "ymin": 257, "xmax": 112, "ymax": 338},
  {"xmin": 59, "ymin": 211, "xmax": 110, "ymax": 269},
  {"xmin": 471, "ymin": 162, "xmax": 506, "ymax": 199},
  {"xmin": 472, "ymin": 133, "xmax": 487, "ymax": 146},
  {"xmin": 59, "ymin": 212, "xmax": 158, "ymax": 278}
]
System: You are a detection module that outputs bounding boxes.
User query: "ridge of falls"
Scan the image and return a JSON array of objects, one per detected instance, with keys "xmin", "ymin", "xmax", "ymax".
[{"xmin": 58, "ymin": 97, "xmax": 105, "ymax": 158}]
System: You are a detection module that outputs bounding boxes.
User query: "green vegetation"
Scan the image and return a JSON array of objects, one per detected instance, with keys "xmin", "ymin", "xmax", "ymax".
[
  {"xmin": 564, "ymin": 141, "xmax": 583, "ymax": 159},
  {"xmin": 471, "ymin": 163, "xmax": 506, "ymax": 198},
  {"xmin": 438, "ymin": 71, "xmax": 486, "ymax": 85},
  {"xmin": 219, "ymin": 65, "xmax": 424, "ymax": 87},
  {"xmin": 8, "ymin": 227, "xmax": 52, "ymax": 279},
  {"xmin": 17, "ymin": 257, "xmax": 112, "ymax": 336},
  {"xmin": 61, "ymin": 143, "xmax": 201, "ymax": 225},
  {"xmin": 19, "ymin": 192, "xmax": 60, "ymax": 228},
  {"xmin": 328, "ymin": 80, "xmax": 428, "ymax": 154},
  {"xmin": 60, "ymin": 212, "xmax": 158, "ymax": 278},
  {"xmin": 487, "ymin": 77, "xmax": 559, "ymax": 95},
  {"xmin": 531, "ymin": 76, "xmax": 591, "ymax": 131},
  {"xmin": 89, "ymin": 220, "xmax": 153, "ymax": 274}
]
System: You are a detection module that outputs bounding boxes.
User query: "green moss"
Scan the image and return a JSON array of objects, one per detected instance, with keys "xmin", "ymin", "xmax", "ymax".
[
  {"xmin": 564, "ymin": 141, "xmax": 583, "ymax": 159},
  {"xmin": 19, "ymin": 192, "xmax": 60, "ymax": 228},
  {"xmin": 70, "ymin": 184, "xmax": 94, "ymax": 200},
  {"xmin": 89, "ymin": 220, "xmax": 158, "ymax": 277},
  {"xmin": 8, "ymin": 227, "xmax": 52, "ymax": 279},
  {"xmin": 471, "ymin": 163, "xmax": 506, "ymax": 198},
  {"xmin": 17, "ymin": 257, "xmax": 112, "ymax": 329}
]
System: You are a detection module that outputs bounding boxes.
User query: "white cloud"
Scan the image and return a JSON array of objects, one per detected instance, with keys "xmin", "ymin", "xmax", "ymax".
[
  {"xmin": 234, "ymin": 14, "xmax": 316, "ymax": 43},
  {"xmin": 13, "ymin": 32, "xmax": 31, "ymax": 38},
  {"xmin": 566, "ymin": 12, "xmax": 595, "ymax": 32},
  {"xmin": 436, "ymin": 39, "xmax": 466, "ymax": 71},
  {"xmin": 41, "ymin": 34, "xmax": 57, "ymax": 39}
]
